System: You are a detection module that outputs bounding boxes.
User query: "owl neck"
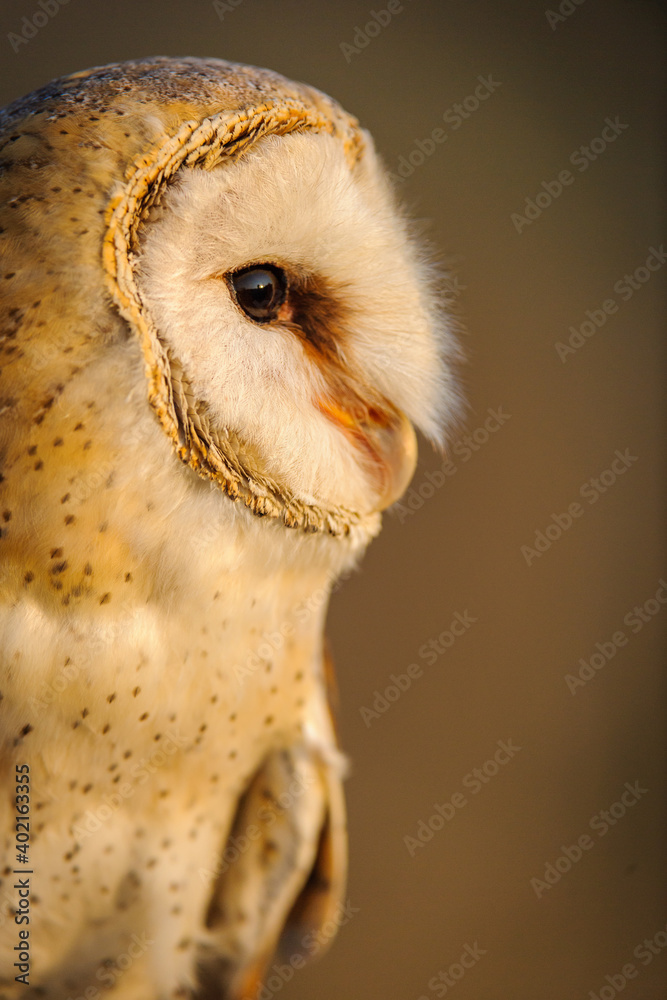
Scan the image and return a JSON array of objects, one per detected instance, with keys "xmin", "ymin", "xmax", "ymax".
[{"xmin": 0, "ymin": 345, "xmax": 367, "ymax": 666}]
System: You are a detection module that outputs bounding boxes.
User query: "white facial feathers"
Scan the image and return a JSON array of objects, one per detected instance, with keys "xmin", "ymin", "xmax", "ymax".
[{"xmin": 135, "ymin": 130, "xmax": 459, "ymax": 518}]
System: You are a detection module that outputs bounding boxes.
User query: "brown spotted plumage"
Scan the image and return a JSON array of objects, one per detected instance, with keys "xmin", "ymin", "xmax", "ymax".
[{"xmin": 0, "ymin": 58, "xmax": 459, "ymax": 998}]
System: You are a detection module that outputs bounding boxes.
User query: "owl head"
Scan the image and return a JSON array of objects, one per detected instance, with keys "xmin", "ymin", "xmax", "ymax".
[{"xmin": 0, "ymin": 57, "xmax": 460, "ymax": 572}]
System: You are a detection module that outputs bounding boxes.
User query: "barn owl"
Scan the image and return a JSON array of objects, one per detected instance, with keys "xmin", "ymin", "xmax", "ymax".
[{"xmin": 0, "ymin": 57, "xmax": 459, "ymax": 998}]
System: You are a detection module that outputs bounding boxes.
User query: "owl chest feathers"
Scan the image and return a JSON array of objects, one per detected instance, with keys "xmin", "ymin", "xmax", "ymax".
[
  {"xmin": 0, "ymin": 433, "xmax": 346, "ymax": 992},
  {"xmin": 0, "ymin": 54, "xmax": 460, "ymax": 997},
  {"xmin": 0, "ymin": 398, "xmax": 348, "ymax": 768}
]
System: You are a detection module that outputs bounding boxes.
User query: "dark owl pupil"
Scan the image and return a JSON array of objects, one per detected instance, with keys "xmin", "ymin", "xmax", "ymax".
[{"xmin": 231, "ymin": 266, "xmax": 285, "ymax": 321}]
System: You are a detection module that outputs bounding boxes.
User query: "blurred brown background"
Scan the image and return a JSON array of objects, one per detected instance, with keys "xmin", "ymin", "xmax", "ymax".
[{"xmin": 1, "ymin": 1, "xmax": 664, "ymax": 997}]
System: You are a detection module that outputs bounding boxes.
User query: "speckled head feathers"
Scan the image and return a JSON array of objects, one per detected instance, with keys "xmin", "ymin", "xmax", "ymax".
[
  {"xmin": 0, "ymin": 55, "xmax": 458, "ymax": 561},
  {"xmin": 0, "ymin": 57, "xmax": 380, "ymax": 538},
  {"xmin": 0, "ymin": 58, "xmax": 460, "ymax": 999}
]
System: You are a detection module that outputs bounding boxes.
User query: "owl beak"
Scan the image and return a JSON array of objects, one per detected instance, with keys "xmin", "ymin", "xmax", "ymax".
[{"xmin": 316, "ymin": 397, "xmax": 418, "ymax": 511}]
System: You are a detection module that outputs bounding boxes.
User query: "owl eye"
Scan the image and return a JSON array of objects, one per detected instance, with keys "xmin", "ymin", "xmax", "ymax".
[{"xmin": 229, "ymin": 265, "xmax": 286, "ymax": 323}]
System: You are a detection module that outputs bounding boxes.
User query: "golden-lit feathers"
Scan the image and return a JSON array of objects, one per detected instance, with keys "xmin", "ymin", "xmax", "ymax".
[{"xmin": 0, "ymin": 57, "xmax": 458, "ymax": 999}]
